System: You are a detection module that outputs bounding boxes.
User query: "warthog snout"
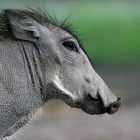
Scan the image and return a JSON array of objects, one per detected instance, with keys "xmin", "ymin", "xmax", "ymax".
[
  {"xmin": 80, "ymin": 95, "xmax": 121, "ymax": 114},
  {"xmin": 80, "ymin": 92, "xmax": 121, "ymax": 115},
  {"xmin": 79, "ymin": 69, "xmax": 121, "ymax": 115}
]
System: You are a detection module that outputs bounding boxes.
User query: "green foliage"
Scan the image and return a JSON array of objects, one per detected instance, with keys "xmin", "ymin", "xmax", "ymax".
[
  {"xmin": 73, "ymin": 20, "xmax": 140, "ymax": 66},
  {"xmin": 70, "ymin": 1, "xmax": 140, "ymax": 67}
]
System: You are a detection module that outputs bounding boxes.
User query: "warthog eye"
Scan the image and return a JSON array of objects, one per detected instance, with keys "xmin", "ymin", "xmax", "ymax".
[{"xmin": 63, "ymin": 41, "xmax": 78, "ymax": 53}]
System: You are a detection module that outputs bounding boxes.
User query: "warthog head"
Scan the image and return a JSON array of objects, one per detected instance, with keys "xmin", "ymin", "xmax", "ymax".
[{"xmin": 4, "ymin": 9, "xmax": 121, "ymax": 115}]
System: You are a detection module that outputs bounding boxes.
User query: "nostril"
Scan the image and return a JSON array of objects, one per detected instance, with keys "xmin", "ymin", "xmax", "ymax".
[
  {"xmin": 110, "ymin": 103, "xmax": 119, "ymax": 113},
  {"xmin": 117, "ymin": 97, "xmax": 121, "ymax": 101},
  {"xmin": 106, "ymin": 97, "xmax": 121, "ymax": 114}
]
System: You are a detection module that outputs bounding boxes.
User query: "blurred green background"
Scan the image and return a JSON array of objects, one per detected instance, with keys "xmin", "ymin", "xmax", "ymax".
[
  {"xmin": 0, "ymin": 0, "xmax": 140, "ymax": 67},
  {"xmin": 0, "ymin": 0, "xmax": 140, "ymax": 140}
]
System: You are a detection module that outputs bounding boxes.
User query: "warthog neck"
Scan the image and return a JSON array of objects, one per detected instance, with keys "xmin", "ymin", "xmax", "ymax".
[{"xmin": 0, "ymin": 40, "xmax": 45, "ymax": 137}]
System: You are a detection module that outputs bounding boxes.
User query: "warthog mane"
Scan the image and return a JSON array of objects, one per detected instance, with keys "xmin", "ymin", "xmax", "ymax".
[{"xmin": 0, "ymin": 8, "xmax": 80, "ymax": 42}]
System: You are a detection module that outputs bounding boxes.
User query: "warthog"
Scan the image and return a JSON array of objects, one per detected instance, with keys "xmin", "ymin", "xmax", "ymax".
[{"xmin": 0, "ymin": 9, "xmax": 121, "ymax": 138}]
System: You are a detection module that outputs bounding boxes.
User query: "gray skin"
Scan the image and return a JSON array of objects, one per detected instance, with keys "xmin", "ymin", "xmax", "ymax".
[{"xmin": 0, "ymin": 10, "xmax": 121, "ymax": 138}]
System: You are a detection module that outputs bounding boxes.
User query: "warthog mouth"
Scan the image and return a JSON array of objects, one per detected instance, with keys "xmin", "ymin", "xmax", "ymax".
[
  {"xmin": 76, "ymin": 95, "xmax": 121, "ymax": 115},
  {"xmin": 46, "ymin": 82, "xmax": 121, "ymax": 115}
]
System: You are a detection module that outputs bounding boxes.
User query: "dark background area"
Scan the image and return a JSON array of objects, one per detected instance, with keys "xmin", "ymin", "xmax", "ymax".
[{"xmin": 1, "ymin": 0, "xmax": 140, "ymax": 140}]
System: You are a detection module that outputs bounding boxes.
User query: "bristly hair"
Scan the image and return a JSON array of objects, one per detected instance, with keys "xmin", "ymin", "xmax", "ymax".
[
  {"xmin": 22, "ymin": 7, "xmax": 72, "ymax": 32},
  {"xmin": 0, "ymin": 7, "xmax": 82, "ymax": 46},
  {"xmin": 23, "ymin": 8, "xmax": 82, "ymax": 43},
  {"xmin": 0, "ymin": 13, "xmax": 11, "ymax": 39}
]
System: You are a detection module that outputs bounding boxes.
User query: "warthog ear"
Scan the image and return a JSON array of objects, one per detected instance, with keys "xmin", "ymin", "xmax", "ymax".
[{"xmin": 5, "ymin": 9, "xmax": 40, "ymax": 42}]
